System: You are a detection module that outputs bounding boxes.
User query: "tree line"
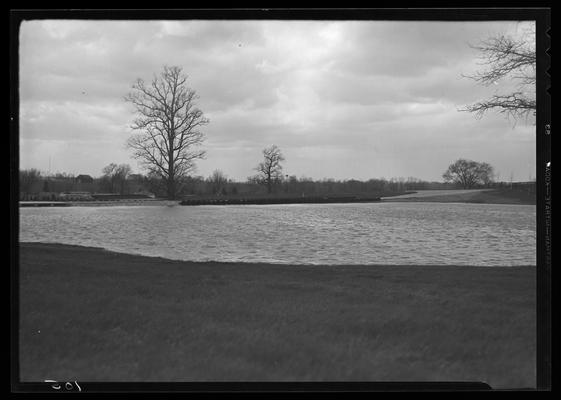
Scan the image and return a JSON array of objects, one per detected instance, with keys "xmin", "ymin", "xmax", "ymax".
[
  {"xmin": 18, "ymin": 167, "xmax": 146, "ymax": 200},
  {"xmin": 19, "ymin": 159, "xmax": 510, "ymax": 201}
]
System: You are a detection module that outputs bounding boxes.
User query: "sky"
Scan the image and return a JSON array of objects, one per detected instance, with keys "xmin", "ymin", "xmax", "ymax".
[{"xmin": 18, "ymin": 19, "xmax": 536, "ymax": 182}]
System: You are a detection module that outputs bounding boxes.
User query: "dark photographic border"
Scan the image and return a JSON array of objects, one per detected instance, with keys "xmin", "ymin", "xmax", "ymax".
[{"xmin": 10, "ymin": 7, "xmax": 551, "ymax": 393}]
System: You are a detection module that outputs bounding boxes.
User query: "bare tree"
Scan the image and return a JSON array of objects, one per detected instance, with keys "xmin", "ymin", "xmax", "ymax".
[
  {"xmin": 255, "ymin": 145, "xmax": 285, "ymax": 194},
  {"xmin": 443, "ymin": 159, "xmax": 494, "ymax": 189},
  {"xmin": 102, "ymin": 163, "xmax": 132, "ymax": 194},
  {"xmin": 125, "ymin": 66, "xmax": 209, "ymax": 199},
  {"xmin": 477, "ymin": 162, "xmax": 495, "ymax": 187},
  {"xmin": 461, "ymin": 26, "xmax": 536, "ymax": 122},
  {"xmin": 207, "ymin": 169, "xmax": 228, "ymax": 195}
]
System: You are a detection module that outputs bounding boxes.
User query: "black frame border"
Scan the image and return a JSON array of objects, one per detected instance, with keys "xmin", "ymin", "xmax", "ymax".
[{"xmin": 10, "ymin": 8, "xmax": 551, "ymax": 393}]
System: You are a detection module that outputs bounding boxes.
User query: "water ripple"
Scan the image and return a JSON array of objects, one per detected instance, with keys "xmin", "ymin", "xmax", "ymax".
[{"xmin": 19, "ymin": 203, "xmax": 536, "ymax": 266}]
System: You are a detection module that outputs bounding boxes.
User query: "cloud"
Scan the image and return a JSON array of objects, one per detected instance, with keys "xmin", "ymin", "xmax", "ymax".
[{"xmin": 18, "ymin": 19, "xmax": 536, "ymax": 181}]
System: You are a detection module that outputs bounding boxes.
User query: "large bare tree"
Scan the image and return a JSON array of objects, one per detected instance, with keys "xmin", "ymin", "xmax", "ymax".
[
  {"xmin": 125, "ymin": 66, "xmax": 209, "ymax": 199},
  {"xmin": 461, "ymin": 26, "xmax": 536, "ymax": 122},
  {"xmin": 255, "ymin": 145, "xmax": 285, "ymax": 194}
]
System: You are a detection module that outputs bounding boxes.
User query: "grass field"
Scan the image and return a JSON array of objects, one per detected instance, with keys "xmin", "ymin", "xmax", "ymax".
[
  {"xmin": 385, "ymin": 189, "xmax": 535, "ymax": 205},
  {"xmin": 19, "ymin": 243, "xmax": 536, "ymax": 387}
]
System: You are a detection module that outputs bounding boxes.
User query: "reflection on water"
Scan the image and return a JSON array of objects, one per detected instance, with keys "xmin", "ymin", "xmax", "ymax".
[{"xmin": 19, "ymin": 202, "xmax": 536, "ymax": 266}]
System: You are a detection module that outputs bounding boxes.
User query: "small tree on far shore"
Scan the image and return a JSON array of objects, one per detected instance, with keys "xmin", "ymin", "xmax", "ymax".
[
  {"xmin": 478, "ymin": 162, "xmax": 495, "ymax": 187},
  {"xmin": 254, "ymin": 145, "xmax": 285, "ymax": 194},
  {"xmin": 101, "ymin": 163, "xmax": 132, "ymax": 194},
  {"xmin": 443, "ymin": 159, "xmax": 495, "ymax": 189},
  {"xmin": 207, "ymin": 169, "xmax": 228, "ymax": 195}
]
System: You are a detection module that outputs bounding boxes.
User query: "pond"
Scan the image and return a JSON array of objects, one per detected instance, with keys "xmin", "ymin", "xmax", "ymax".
[{"xmin": 19, "ymin": 202, "xmax": 536, "ymax": 266}]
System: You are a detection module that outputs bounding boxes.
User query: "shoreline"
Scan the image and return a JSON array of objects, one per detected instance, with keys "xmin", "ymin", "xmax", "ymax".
[
  {"xmin": 19, "ymin": 189, "xmax": 535, "ymax": 207},
  {"xmin": 18, "ymin": 199, "xmax": 535, "ymax": 208},
  {"xmin": 19, "ymin": 199, "xmax": 180, "ymax": 207},
  {"xmin": 18, "ymin": 242, "xmax": 536, "ymax": 386},
  {"xmin": 18, "ymin": 242, "xmax": 536, "ymax": 268}
]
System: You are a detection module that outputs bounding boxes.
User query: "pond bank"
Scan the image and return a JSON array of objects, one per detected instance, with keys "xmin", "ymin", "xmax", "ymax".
[
  {"xmin": 19, "ymin": 199, "xmax": 180, "ymax": 207},
  {"xmin": 179, "ymin": 195, "xmax": 383, "ymax": 206},
  {"xmin": 19, "ymin": 189, "xmax": 535, "ymax": 207},
  {"xmin": 383, "ymin": 189, "xmax": 535, "ymax": 205}
]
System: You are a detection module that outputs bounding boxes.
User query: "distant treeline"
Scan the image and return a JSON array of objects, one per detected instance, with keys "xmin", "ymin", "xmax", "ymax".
[
  {"xmin": 19, "ymin": 170, "xmax": 149, "ymax": 201},
  {"xmin": 19, "ymin": 168, "xmax": 534, "ymax": 201},
  {"xmin": 182, "ymin": 175, "xmax": 453, "ymax": 198}
]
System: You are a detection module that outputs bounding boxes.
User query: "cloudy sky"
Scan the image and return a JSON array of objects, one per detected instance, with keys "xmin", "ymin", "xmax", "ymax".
[{"xmin": 19, "ymin": 19, "xmax": 536, "ymax": 182}]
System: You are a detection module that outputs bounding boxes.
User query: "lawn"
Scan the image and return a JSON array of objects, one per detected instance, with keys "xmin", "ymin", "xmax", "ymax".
[
  {"xmin": 387, "ymin": 189, "xmax": 535, "ymax": 205},
  {"xmin": 19, "ymin": 243, "xmax": 536, "ymax": 388}
]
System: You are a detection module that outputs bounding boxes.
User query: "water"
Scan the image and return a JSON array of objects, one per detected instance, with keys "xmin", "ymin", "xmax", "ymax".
[{"xmin": 19, "ymin": 202, "xmax": 536, "ymax": 266}]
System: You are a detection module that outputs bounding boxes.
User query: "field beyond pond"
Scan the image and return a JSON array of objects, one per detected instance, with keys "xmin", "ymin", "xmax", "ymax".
[
  {"xmin": 384, "ymin": 189, "xmax": 535, "ymax": 205},
  {"xmin": 19, "ymin": 243, "xmax": 536, "ymax": 388}
]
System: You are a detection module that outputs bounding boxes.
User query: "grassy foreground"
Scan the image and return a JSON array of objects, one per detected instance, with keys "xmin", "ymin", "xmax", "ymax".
[{"xmin": 19, "ymin": 243, "xmax": 536, "ymax": 387}]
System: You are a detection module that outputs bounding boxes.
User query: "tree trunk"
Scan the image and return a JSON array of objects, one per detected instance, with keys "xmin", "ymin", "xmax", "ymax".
[
  {"xmin": 168, "ymin": 147, "xmax": 175, "ymax": 199},
  {"xmin": 267, "ymin": 169, "xmax": 272, "ymax": 194},
  {"xmin": 167, "ymin": 178, "xmax": 176, "ymax": 200}
]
